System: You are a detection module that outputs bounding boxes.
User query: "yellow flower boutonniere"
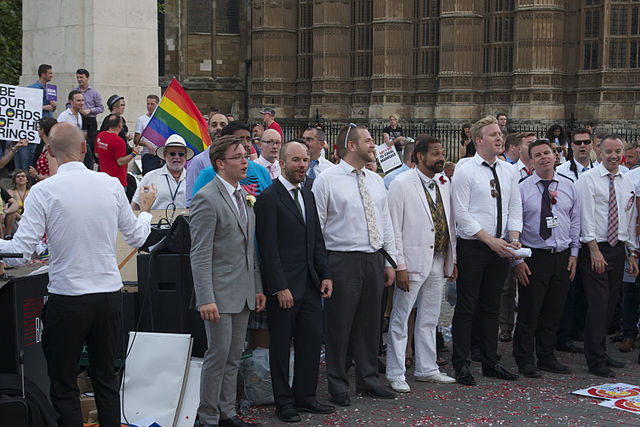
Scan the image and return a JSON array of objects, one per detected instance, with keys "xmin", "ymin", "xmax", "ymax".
[{"xmin": 246, "ymin": 194, "xmax": 256, "ymax": 207}]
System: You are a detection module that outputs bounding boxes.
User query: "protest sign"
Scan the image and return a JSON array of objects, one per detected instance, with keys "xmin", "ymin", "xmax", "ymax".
[
  {"xmin": 45, "ymin": 84, "xmax": 57, "ymax": 101},
  {"xmin": 572, "ymin": 383, "xmax": 640, "ymax": 399},
  {"xmin": 375, "ymin": 143, "xmax": 402, "ymax": 174},
  {"xmin": 599, "ymin": 395, "xmax": 640, "ymax": 414},
  {"xmin": 0, "ymin": 83, "xmax": 42, "ymax": 143}
]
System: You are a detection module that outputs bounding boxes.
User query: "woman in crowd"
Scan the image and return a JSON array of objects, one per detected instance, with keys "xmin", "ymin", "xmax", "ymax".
[
  {"xmin": 29, "ymin": 117, "xmax": 59, "ymax": 182},
  {"xmin": 546, "ymin": 123, "xmax": 570, "ymax": 162},
  {"xmin": 459, "ymin": 122, "xmax": 475, "ymax": 158},
  {"xmin": 4, "ymin": 170, "xmax": 31, "ymax": 237},
  {"xmin": 100, "ymin": 95, "xmax": 131, "ymax": 143}
]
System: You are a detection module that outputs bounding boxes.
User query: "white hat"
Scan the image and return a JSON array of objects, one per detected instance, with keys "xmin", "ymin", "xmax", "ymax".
[{"xmin": 156, "ymin": 134, "xmax": 195, "ymax": 160}]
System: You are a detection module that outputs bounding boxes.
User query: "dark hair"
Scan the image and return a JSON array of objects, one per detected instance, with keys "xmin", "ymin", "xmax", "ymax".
[
  {"xmin": 584, "ymin": 121, "xmax": 595, "ymax": 127},
  {"xmin": 528, "ymin": 138, "xmax": 554, "ymax": 158},
  {"xmin": 572, "ymin": 127, "xmax": 592, "ymax": 140},
  {"xmin": 336, "ymin": 124, "xmax": 367, "ymax": 158},
  {"xmin": 210, "ymin": 135, "xmax": 245, "ymax": 172},
  {"xmin": 504, "ymin": 133, "xmax": 520, "ymax": 153},
  {"xmin": 460, "ymin": 122, "xmax": 472, "ymax": 141},
  {"xmin": 496, "ymin": 113, "xmax": 507, "ymax": 120},
  {"xmin": 221, "ymin": 121, "xmax": 250, "ymax": 136},
  {"xmin": 106, "ymin": 113, "xmax": 122, "ymax": 129},
  {"xmin": 594, "ymin": 131, "xmax": 608, "ymax": 140},
  {"xmin": 37, "ymin": 64, "xmax": 51, "ymax": 77},
  {"xmin": 147, "ymin": 94, "xmax": 160, "ymax": 103},
  {"xmin": 545, "ymin": 124, "xmax": 568, "ymax": 145},
  {"xmin": 12, "ymin": 169, "xmax": 30, "ymax": 189},
  {"xmin": 75, "ymin": 68, "xmax": 89, "ymax": 77},
  {"xmin": 411, "ymin": 135, "xmax": 441, "ymax": 164},
  {"xmin": 600, "ymin": 134, "xmax": 624, "ymax": 148},
  {"xmin": 209, "ymin": 106, "xmax": 219, "ymax": 113},
  {"xmin": 68, "ymin": 89, "xmax": 82, "ymax": 102},
  {"xmin": 305, "ymin": 127, "xmax": 325, "ymax": 142},
  {"xmin": 39, "ymin": 117, "xmax": 58, "ymax": 137}
]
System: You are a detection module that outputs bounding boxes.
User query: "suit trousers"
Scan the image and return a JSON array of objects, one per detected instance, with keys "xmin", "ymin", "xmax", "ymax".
[
  {"xmin": 42, "ymin": 291, "xmax": 121, "ymax": 427},
  {"xmin": 622, "ymin": 279, "xmax": 640, "ymax": 339},
  {"xmin": 452, "ymin": 238, "xmax": 509, "ymax": 371},
  {"xmin": 580, "ymin": 242, "xmax": 626, "ymax": 368},
  {"xmin": 386, "ymin": 254, "xmax": 445, "ymax": 381},
  {"xmin": 499, "ymin": 267, "xmax": 516, "ymax": 332},
  {"xmin": 198, "ymin": 307, "xmax": 250, "ymax": 425},
  {"xmin": 267, "ymin": 281, "xmax": 323, "ymax": 409},
  {"xmin": 325, "ymin": 251, "xmax": 384, "ymax": 395},
  {"xmin": 512, "ymin": 249, "xmax": 570, "ymax": 367}
]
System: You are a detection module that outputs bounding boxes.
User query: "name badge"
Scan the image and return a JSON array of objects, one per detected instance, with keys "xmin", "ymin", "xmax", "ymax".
[{"xmin": 546, "ymin": 216, "xmax": 559, "ymax": 228}]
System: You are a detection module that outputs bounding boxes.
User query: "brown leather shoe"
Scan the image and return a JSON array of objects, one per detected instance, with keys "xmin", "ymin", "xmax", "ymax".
[{"xmin": 619, "ymin": 337, "xmax": 635, "ymax": 352}]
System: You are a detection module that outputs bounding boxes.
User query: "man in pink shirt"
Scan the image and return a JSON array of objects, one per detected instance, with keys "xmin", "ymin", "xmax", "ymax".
[{"xmin": 254, "ymin": 129, "xmax": 282, "ymax": 179}]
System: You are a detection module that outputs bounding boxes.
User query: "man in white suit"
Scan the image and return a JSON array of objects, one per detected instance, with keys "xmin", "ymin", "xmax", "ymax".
[{"xmin": 386, "ymin": 135, "xmax": 458, "ymax": 393}]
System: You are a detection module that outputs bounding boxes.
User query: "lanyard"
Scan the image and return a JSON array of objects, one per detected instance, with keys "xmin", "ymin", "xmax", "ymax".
[{"xmin": 164, "ymin": 175, "xmax": 182, "ymax": 202}]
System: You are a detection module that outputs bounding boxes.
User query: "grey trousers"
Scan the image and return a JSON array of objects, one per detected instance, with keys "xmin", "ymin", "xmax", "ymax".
[
  {"xmin": 499, "ymin": 266, "xmax": 517, "ymax": 332},
  {"xmin": 325, "ymin": 251, "xmax": 384, "ymax": 396},
  {"xmin": 198, "ymin": 307, "xmax": 250, "ymax": 425}
]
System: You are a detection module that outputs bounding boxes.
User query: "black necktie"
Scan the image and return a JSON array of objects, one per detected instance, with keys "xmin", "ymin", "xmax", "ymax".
[
  {"xmin": 292, "ymin": 188, "xmax": 303, "ymax": 217},
  {"xmin": 482, "ymin": 162, "xmax": 502, "ymax": 238},
  {"xmin": 539, "ymin": 180, "xmax": 552, "ymax": 240}
]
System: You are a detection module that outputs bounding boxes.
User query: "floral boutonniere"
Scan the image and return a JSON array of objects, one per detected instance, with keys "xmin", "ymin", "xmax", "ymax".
[
  {"xmin": 439, "ymin": 175, "xmax": 447, "ymax": 184},
  {"xmin": 549, "ymin": 190, "xmax": 558, "ymax": 205},
  {"xmin": 246, "ymin": 194, "xmax": 256, "ymax": 207}
]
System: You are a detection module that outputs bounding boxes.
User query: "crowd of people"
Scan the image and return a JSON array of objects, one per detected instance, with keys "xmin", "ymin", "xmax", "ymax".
[{"xmin": 2, "ymin": 63, "xmax": 640, "ymax": 427}]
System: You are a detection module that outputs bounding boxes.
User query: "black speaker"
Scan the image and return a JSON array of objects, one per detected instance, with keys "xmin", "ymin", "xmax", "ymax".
[
  {"xmin": 0, "ymin": 274, "xmax": 50, "ymax": 399},
  {"xmin": 137, "ymin": 254, "xmax": 207, "ymax": 356}
]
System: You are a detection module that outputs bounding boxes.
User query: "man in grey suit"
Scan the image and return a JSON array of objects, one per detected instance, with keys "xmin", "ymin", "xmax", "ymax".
[{"xmin": 190, "ymin": 134, "xmax": 266, "ymax": 427}]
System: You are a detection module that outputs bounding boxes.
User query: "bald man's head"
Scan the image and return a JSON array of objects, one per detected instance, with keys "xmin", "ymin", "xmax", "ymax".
[
  {"xmin": 49, "ymin": 122, "xmax": 86, "ymax": 163},
  {"xmin": 261, "ymin": 129, "xmax": 281, "ymax": 143}
]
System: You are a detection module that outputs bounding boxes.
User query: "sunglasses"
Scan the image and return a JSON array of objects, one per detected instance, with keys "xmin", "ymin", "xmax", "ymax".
[
  {"xmin": 490, "ymin": 179, "xmax": 498, "ymax": 198},
  {"xmin": 167, "ymin": 151, "xmax": 186, "ymax": 157},
  {"xmin": 573, "ymin": 139, "xmax": 591, "ymax": 145},
  {"xmin": 555, "ymin": 147, "xmax": 564, "ymax": 153},
  {"xmin": 344, "ymin": 123, "xmax": 357, "ymax": 148}
]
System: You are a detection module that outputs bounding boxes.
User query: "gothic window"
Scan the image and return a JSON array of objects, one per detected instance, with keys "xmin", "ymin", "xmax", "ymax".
[
  {"xmin": 350, "ymin": 0, "xmax": 372, "ymax": 78},
  {"xmin": 188, "ymin": 0, "xmax": 212, "ymax": 33},
  {"xmin": 216, "ymin": 1, "xmax": 239, "ymax": 34},
  {"xmin": 297, "ymin": 1, "xmax": 313, "ymax": 80},
  {"xmin": 483, "ymin": 3, "xmax": 514, "ymax": 73},
  {"xmin": 412, "ymin": 0, "xmax": 440, "ymax": 76},
  {"xmin": 582, "ymin": 3, "xmax": 602, "ymax": 70}
]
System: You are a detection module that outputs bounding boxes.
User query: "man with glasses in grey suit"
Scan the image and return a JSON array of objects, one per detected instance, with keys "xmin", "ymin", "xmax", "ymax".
[{"xmin": 190, "ymin": 134, "xmax": 266, "ymax": 427}]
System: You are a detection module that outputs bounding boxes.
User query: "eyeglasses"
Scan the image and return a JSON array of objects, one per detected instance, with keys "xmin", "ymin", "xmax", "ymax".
[
  {"xmin": 344, "ymin": 123, "xmax": 357, "ymax": 148},
  {"xmin": 490, "ymin": 179, "xmax": 498, "ymax": 198},
  {"xmin": 224, "ymin": 154, "xmax": 251, "ymax": 161},
  {"xmin": 167, "ymin": 151, "xmax": 186, "ymax": 157},
  {"xmin": 262, "ymin": 140, "xmax": 282, "ymax": 145},
  {"xmin": 573, "ymin": 139, "xmax": 591, "ymax": 145}
]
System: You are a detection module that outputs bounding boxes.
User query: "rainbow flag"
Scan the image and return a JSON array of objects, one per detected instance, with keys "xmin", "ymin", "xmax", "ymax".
[{"xmin": 141, "ymin": 77, "xmax": 210, "ymax": 153}]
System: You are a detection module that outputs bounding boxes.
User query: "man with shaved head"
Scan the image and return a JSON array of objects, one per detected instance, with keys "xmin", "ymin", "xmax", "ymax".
[
  {"xmin": 254, "ymin": 128, "xmax": 282, "ymax": 179},
  {"xmin": 0, "ymin": 122, "xmax": 157, "ymax": 426}
]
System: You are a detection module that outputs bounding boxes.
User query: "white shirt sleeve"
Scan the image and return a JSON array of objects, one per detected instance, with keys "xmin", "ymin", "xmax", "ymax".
[
  {"xmin": 506, "ymin": 169, "xmax": 523, "ymax": 233},
  {"xmin": 452, "ymin": 165, "xmax": 482, "ymax": 237},
  {"xmin": 577, "ymin": 174, "xmax": 597, "ymax": 243}
]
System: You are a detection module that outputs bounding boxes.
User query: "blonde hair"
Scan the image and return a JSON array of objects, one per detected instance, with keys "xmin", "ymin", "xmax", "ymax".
[{"xmin": 470, "ymin": 115, "xmax": 498, "ymax": 142}]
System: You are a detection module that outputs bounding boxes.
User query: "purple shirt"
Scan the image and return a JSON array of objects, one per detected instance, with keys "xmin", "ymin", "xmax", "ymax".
[
  {"xmin": 185, "ymin": 146, "xmax": 211, "ymax": 207},
  {"xmin": 73, "ymin": 86, "xmax": 104, "ymax": 117},
  {"xmin": 518, "ymin": 171, "xmax": 581, "ymax": 257}
]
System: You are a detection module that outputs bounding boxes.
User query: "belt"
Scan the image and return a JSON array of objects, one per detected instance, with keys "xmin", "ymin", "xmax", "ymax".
[{"xmin": 531, "ymin": 247, "xmax": 569, "ymax": 255}]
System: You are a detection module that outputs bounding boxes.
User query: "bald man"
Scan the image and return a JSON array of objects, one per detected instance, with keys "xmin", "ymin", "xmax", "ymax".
[
  {"xmin": 186, "ymin": 113, "xmax": 229, "ymax": 206},
  {"xmin": 0, "ymin": 122, "xmax": 157, "ymax": 426},
  {"xmin": 254, "ymin": 129, "xmax": 282, "ymax": 179}
]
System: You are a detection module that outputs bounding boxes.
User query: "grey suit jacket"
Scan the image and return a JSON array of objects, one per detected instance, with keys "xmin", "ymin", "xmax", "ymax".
[{"xmin": 190, "ymin": 174, "xmax": 263, "ymax": 313}]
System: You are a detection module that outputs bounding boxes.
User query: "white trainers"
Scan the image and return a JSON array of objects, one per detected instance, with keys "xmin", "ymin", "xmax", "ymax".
[
  {"xmin": 415, "ymin": 372, "xmax": 456, "ymax": 384},
  {"xmin": 389, "ymin": 379, "xmax": 411, "ymax": 393}
]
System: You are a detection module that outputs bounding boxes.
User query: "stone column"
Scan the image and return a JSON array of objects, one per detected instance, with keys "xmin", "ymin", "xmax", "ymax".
[{"xmin": 20, "ymin": 0, "xmax": 160, "ymax": 124}]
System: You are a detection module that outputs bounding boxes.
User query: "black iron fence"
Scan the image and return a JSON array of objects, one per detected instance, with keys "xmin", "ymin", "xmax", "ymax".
[{"xmin": 257, "ymin": 119, "xmax": 640, "ymax": 162}]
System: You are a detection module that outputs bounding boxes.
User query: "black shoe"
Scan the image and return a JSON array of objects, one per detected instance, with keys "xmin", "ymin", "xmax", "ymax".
[
  {"xmin": 610, "ymin": 332, "xmax": 624, "ymax": 343},
  {"xmin": 357, "ymin": 386, "xmax": 396, "ymax": 399},
  {"xmin": 518, "ymin": 363, "xmax": 542, "ymax": 378},
  {"xmin": 471, "ymin": 348, "xmax": 482, "ymax": 362},
  {"xmin": 275, "ymin": 404, "xmax": 301, "ymax": 423},
  {"xmin": 296, "ymin": 401, "xmax": 335, "ymax": 414},
  {"xmin": 589, "ymin": 363, "xmax": 616, "ymax": 378},
  {"xmin": 378, "ymin": 357, "xmax": 386, "ymax": 374},
  {"xmin": 455, "ymin": 366, "xmax": 476, "ymax": 386},
  {"xmin": 537, "ymin": 358, "xmax": 571, "ymax": 374},
  {"xmin": 219, "ymin": 416, "xmax": 261, "ymax": 427},
  {"xmin": 556, "ymin": 341, "xmax": 583, "ymax": 354},
  {"xmin": 605, "ymin": 354, "xmax": 627, "ymax": 368},
  {"xmin": 499, "ymin": 330, "xmax": 512, "ymax": 342},
  {"xmin": 482, "ymin": 363, "xmax": 519, "ymax": 380},
  {"xmin": 330, "ymin": 392, "xmax": 351, "ymax": 407}
]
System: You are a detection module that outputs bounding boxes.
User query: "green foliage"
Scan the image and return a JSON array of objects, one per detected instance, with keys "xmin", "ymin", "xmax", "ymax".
[{"xmin": 0, "ymin": 0, "xmax": 22, "ymax": 85}]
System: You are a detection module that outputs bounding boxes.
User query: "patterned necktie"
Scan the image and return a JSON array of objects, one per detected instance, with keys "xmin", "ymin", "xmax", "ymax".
[
  {"xmin": 233, "ymin": 189, "xmax": 247, "ymax": 226},
  {"xmin": 308, "ymin": 159, "xmax": 319, "ymax": 179},
  {"xmin": 482, "ymin": 162, "xmax": 502, "ymax": 238},
  {"xmin": 354, "ymin": 169, "xmax": 381, "ymax": 250},
  {"xmin": 424, "ymin": 185, "xmax": 449, "ymax": 257},
  {"xmin": 607, "ymin": 174, "xmax": 619, "ymax": 246},
  {"xmin": 539, "ymin": 180, "xmax": 552, "ymax": 240},
  {"xmin": 292, "ymin": 187, "xmax": 303, "ymax": 217}
]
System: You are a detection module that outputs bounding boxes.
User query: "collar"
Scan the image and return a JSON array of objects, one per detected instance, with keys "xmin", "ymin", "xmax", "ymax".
[
  {"xmin": 218, "ymin": 174, "xmax": 242, "ymax": 197},
  {"xmin": 259, "ymin": 155, "xmax": 277, "ymax": 166},
  {"xmin": 159, "ymin": 164, "xmax": 186, "ymax": 181},
  {"xmin": 531, "ymin": 170, "xmax": 558, "ymax": 184},
  {"xmin": 338, "ymin": 159, "xmax": 365, "ymax": 174},
  {"xmin": 416, "ymin": 167, "xmax": 436, "ymax": 187},
  {"xmin": 278, "ymin": 174, "xmax": 300, "ymax": 192},
  {"xmin": 597, "ymin": 161, "xmax": 622, "ymax": 177},
  {"xmin": 472, "ymin": 153, "xmax": 498, "ymax": 167},
  {"xmin": 57, "ymin": 161, "xmax": 86, "ymax": 173},
  {"xmin": 504, "ymin": 154, "xmax": 516, "ymax": 164}
]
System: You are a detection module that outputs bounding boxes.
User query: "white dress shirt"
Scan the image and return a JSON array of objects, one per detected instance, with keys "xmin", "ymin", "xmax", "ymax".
[
  {"xmin": 452, "ymin": 153, "xmax": 523, "ymax": 240},
  {"xmin": 255, "ymin": 155, "xmax": 281, "ymax": 179},
  {"xmin": 132, "ymin": 164, "xmax": 187, "ymax": 210},
  {"xmin": 312, "ymin": 159, "xmax": 397, "ymax": 261},
  {"xmin": 416, "ymin": 168, "xmax": 437, "ymax": 202},
  {"xmin": 577, "ymin": 163, "xmax": 638, "ymax": 251},
  {"xmin": 556, "ymin": 158, "xmax": 594, "ymax": 182},
  {"xmin": 278, "ymin": 175, "xmax": 305, "ymax": 222},
  {"xmin": 219, "ymin": 174, "xmax": 247, "ymax": 218},
  {"xmin": 307, "ymin": 156, "xmax": 334, "ymax": 178},
  {"xmin": 135, "ymin": 113, "xmax": 155, "ymax": 155},
  {"xmin": 512, "ymin": 159, "xmax": 533, "ymax": 180},
  {"xmin": 57, "ymin": 108, "xmax": 83, "ymax": 128},
  {"xmin": 0, "ymin": 162, "xmax": 152, "ymax": 295}
]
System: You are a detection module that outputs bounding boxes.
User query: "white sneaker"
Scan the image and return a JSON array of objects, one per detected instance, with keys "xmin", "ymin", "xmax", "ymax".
[
  {"xmin": 415, "ymin": 372, "xmax": 456, "ymax": 384},
  {"xmin": 389, "ymin": 379, "xmax": 411, "ymax": 393}
]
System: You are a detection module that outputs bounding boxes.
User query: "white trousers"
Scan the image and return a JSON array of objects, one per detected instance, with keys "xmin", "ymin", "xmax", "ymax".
[{"xmin": 386, "ymin": 254, "xmax": 445, "ymax": 381}]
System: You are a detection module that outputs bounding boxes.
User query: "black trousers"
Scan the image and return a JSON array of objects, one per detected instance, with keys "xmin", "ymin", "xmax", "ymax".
[
  {"xmin": 42, "ymin": 291, "xmax": 122, "ymax": 427},
  {"xmin": 452, "ymin": 238, "xmax": 508, "ymax": 371},
  {"xmin": 513, "ymin": 249, "xmax": 570, "ymax": 367},
  {"xmin": 622, "ymin": 279, "xmax": 640, "ymax": 339},
  {"xmin": 267, "ymin": 281, "xmax": 323, "ymax": 409},
  {"xmin": 82, "ymin": 117, "xmax": 98, "ymax": 155},
  {"xmin": 325, "ymin": 251, "xmax": 384, "ymax": 395},
  {"xmin": 580, "ymin": 242, "xmax": 626, "ymax": 368}
]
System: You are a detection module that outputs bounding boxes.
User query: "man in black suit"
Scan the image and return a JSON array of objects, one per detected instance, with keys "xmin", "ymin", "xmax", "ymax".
[{"xmin": 255, "ymin": 141, "xmax": 335, "ymax": 423}]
